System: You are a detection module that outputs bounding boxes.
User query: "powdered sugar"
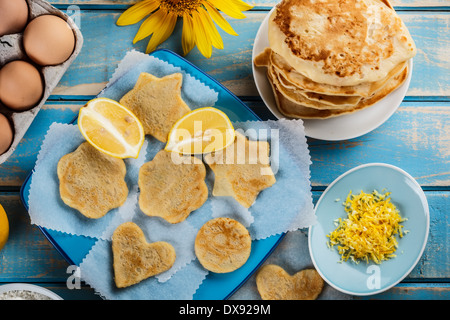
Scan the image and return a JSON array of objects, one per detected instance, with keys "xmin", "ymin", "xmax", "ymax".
[
  {"xmin": 0, "ymin": 284, "xmax": 62, "ymax": 300},
  {"xmin": 0, "ymin": 290, "xmax": 53, "ymax": 300}
]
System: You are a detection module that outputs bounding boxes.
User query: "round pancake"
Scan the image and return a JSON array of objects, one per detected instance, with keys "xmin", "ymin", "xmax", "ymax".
[
  {"xmin": 269, "ymin": 64, "xmax": 362, "ymax": 110},
  {"xmin": 269, "ymin": 64, "xmax": 408, "ymax": 119},
  {"xmin": 273, "ymin": 67, "xmax": 363, "ymax": 108},
  {"xmin": 195, "ymin": 217, "xmax": 252, "ymax": 273},
  {"xmin": 269, "ymin": 50, "xmax": 408, "ymax": 98},
  {"xmin": 268, "ymin": 0, "xmax": 416, "ymax": 86}
]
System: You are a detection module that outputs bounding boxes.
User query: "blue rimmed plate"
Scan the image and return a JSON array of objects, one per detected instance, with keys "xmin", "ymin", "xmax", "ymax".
[
  {"xmin": 20, "ymin": 49, "xmax": 285, "ymax": 300},
  {"xmin": 308, "ymin": 163, "xmax": 429, "ymax": 296}
]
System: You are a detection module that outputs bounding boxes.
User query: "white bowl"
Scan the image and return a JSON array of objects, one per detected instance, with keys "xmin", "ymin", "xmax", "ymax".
[{"xmin": 0, "ymin": 283, "xmax": 63, "ymax": 300}]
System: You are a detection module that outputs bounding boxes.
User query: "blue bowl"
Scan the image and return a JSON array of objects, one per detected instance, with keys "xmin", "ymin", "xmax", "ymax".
[{"xmin": 308, "ymin": 163, "xmax": 429, "ymax": 296}]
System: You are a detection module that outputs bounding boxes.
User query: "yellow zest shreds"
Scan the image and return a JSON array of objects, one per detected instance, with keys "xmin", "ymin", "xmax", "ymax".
[{"xmin": 327, "ymin": 189, "xmax": 407, "ymax": 264}]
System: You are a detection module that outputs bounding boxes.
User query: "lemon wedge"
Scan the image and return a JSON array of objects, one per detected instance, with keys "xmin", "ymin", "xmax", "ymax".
[
  {"xmin": 78, "ymin": 98, "xmax": 145, "ymax": 159},
  {"xmin": 0, "ymin": 203, "xmax": 9, "ymax": 252},
  {"xmin": 165, "ymin": 107, "xmax": 235, "ymax": 155}
]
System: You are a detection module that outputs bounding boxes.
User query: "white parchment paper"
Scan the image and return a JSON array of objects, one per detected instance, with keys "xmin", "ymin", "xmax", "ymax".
[{"xmin": 28, "ymin": 51, "xmax": 318, "ymax": 300}]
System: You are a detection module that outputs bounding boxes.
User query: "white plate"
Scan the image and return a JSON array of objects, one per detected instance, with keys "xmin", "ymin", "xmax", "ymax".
[
  {"xmin": 0, "ymin": 283, "xmax": 63, "ymax": 300},
  {"xmin": 252, "ymin": 7, "xmax": 413, "ymax": 141}
]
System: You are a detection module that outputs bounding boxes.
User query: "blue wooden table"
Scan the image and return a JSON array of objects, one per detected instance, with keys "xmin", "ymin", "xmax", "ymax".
[{"xmin": 0, "ymin": 0, "xmax": 448, "ymax": 300}]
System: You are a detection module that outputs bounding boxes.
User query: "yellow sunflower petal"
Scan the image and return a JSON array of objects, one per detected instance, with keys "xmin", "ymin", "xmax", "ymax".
[
  {"xmin": 146, "ymin": 11, "xmax": 178, "ymax": 53},
  {"xmin": 133, "ymin": 8, "xmax": 167, "ymax": 44},
  {"xmin": 192, "ymin": 10, "xmax": 212, "ymax": 59},
  {"xmin": 117, "ymin": 0, "xmax": 159, "ymax": 26},
  {"xmin": 207, "ymin": 0, "xmax": 247, "ymax": 19},
  {"xmin": 182, "ymin": 13, "xmax": 195, "ymax": 56},
  {"xmin": 198, "ymin": 7, "xmax": 223, "ymax": 50},
  {"xmin": 203, "ymin": 1, "xmax": 238, "ymax": 36},
  {"xmin": 229, "ymin": 0, "xmax": 253, "ymax": 12}
]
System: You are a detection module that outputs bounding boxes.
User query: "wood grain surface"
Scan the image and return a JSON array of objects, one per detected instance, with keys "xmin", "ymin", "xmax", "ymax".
[
  {"xmin": 45, "ymin": 0, "xmax": 450, "ymax": 8},
  {"xmin": 0, "ymin": 0, "xmax": 448, "ymax": 300},
  {"xmin": 33, "ymin": 11, "xmax": 448, "ymax": 99}
]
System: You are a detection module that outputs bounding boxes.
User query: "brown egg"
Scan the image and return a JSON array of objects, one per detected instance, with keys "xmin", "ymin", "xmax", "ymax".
[
  {"xmin": 23, "ymin": 15, "xmax": 76, "ymax": 66},
  {"xmin": 0, "ymin": 113, "xmax": 14, "ymax": 155},
  {"xmin": 0, "ymin": 60, "xmax": 44, "ymax": 111},
  {"xmin": 0, "ymin": 0, "xmax": 29, "ymax": 36}
]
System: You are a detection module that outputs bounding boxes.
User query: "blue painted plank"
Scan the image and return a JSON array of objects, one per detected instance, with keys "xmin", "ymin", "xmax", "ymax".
[
  {"xmin": 0, "ymin": 191, "xmax": 447, "ymax": 299},
  {"xmin": 309, "ymin": 191, "xmax": 450, "ymax": 280},
  {"xmin": 0, "ymin": 194, "xmax": 69, "ymax": 281},
  {"xmin": 45, "ymin": 0, "xmax": 450, "ymax": 8},
  {"xmin": 400, "ymin": 12, "xmax": 450, "ymax": 97},
  {"xmin": 307, "ymin": 102, "xmax": 450, "ymax": 187},
  {"xmin": 0, "ymin": 1, "xmax": 447, "ymax": 301},
  {"xmin": 3, "ymin": 101, "xmax": 447, "ymax": 188},
  {"xmin": 43, "ymin": 11, "xmax": 449, "ymax": 98},
  {"xmin": 0, "ymin": 104, "xmax": 78, "ymax": 186},
  {"xmin": 356, "ymin": 283, "xmax": 450, "ymax": 300},
  {"xmin": 0, "ymin": 191, "xmax": 447, "ymax": 281}
]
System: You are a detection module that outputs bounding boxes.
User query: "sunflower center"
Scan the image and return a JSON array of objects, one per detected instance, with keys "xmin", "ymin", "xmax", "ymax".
[{"xmin": 160, "ymin": 0, "xmax": 202, "ymax": 16}]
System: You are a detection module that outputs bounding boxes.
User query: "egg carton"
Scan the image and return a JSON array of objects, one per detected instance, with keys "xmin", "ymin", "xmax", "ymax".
[{"xmin": 0, "ymin": 0, "xmax": 83, "ymax": 164}]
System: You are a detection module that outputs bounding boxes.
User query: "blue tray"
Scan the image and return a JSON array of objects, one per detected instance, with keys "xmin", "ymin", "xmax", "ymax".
[{"xmin": 20, "ymin": 49, "xmax": 285, "ymax": 300}]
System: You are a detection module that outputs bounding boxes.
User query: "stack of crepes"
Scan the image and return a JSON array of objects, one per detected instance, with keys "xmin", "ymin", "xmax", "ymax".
[{"xmin": 254, "ymin": 0, "xmax": 417, "ymax": 119}]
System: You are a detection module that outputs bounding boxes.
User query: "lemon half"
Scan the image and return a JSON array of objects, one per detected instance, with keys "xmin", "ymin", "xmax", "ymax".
[
  {"xmin": 165, "ymin": 107, "xmax": 235, "ymax": 155},
  {"xmin": 78, "ymin": 98, "xmax": 145, "ymax": 159}
]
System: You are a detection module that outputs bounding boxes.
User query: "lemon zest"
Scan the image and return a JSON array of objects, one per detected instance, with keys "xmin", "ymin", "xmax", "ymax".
[{"xmin": 327, "ymin": 189, "xmax": 407, "ymax": 264}]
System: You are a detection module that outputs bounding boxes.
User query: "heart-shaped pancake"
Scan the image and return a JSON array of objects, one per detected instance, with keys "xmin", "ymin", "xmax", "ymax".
[
  {"xmin": 112, "ymin": 222, "xmax": 176, "ymax": 288},
  {"xmin": 256, "ymin": 264, "xmax": 324, "ymax": 300}
]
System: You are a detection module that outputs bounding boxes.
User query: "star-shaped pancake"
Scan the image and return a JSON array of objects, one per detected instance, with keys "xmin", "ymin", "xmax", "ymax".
[
  {"xmin": 119, "ymin": 73, "xmax": 191, "ymax": 142},
  {"xmin": 204, "ymin": 132, "xmax": 276, "ymax": 208}
]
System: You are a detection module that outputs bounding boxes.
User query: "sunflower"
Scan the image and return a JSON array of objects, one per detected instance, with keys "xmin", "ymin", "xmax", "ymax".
[{"xmin": 117, "ymin": 0, "xmax": 253, "ymax": 58}]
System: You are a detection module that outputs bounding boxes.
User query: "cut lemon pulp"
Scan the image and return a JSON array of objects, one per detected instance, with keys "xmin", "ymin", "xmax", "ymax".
[
  {"xmin": 165, "ymin": 107, "xmax": 235, "ymax": 155},
  {"xmin": 78, "ymin": 98, "xmax": 145, "ymax": 159}
]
